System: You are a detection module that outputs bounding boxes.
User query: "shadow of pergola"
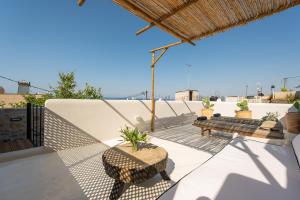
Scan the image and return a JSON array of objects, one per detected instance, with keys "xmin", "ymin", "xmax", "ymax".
[
  {"xmin": 57, "ymin": 143, "xmax": 175, "ymax": 200},
  {"xmin": 150, "ymin": 124, "xmax": 231, "ymax": 155}
]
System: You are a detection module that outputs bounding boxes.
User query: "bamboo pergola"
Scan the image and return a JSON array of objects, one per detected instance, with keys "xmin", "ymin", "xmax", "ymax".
[{"xmin": 78, "ymin": 0, "xmax": 300, "ymax": 131}]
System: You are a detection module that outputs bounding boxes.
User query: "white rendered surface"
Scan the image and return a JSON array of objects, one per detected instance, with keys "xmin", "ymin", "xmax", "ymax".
[{"xmin": 159, "ymin": 138, "xmax": 300, "ymax": 200}]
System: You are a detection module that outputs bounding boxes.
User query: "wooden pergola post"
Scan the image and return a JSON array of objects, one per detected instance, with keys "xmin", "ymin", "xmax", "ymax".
[
  {"xmin": 151, "ymin": 52, "xmax": 155, "ymax": 132},
  {"xmin": 150, "ymin": 41, "xmax": 184, "ymax": 132}
]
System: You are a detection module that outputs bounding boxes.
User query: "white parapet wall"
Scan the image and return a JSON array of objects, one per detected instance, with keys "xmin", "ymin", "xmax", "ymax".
[{"xmin": 44, "ymin": 99, "xmax": 294, "ymax": 150}]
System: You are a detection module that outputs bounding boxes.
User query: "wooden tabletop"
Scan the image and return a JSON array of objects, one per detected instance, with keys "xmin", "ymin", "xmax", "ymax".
[{"xmin": 102, "ymin": 143, "xmax": 168, "ymax": 184}]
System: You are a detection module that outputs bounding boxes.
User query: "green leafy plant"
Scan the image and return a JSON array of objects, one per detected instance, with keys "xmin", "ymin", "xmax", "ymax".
[
  {"xmin": 9, "ymin": 102, "xmax": 26, "ymax": 108},
  {"xmin": 120, "ymin": 126, "xmax": 147, "ymax": 151},
  {"xmin": 24, "ymin": 94, "xmax": 53, "ymax": 106},
  {"xmin": 293, "ymin": 100, "xmax": 300, "ymax": 113},
  {"xmin": 53, "ymin": 72, "xmax": 102, "ymax": 100},
  {"xmin": 0, "ymin": 101, "xmax": 5, "ymax": 108},
  {"xmin": 202, "ymin": 97, "xmax": 214, "ymax": 109},
  {"xmin": 286, "ymin": 93, "xmax": 295, "ymax": 104},
  {"xmin": 261, "ymin": 112, "xmax": 279, "ymax": 122},
  {"xmin": 237, "ymin": 100, "xmax": 249, "ymax": 111},
  {"xmin": 281, "ymin": 87, "xmax": 287, "ymax": 92}
]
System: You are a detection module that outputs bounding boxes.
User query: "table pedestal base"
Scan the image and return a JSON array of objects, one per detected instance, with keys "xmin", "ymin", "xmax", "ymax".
[{"xmin": 109, "ymin": 170, "xmax": 170, "ymax": 200}]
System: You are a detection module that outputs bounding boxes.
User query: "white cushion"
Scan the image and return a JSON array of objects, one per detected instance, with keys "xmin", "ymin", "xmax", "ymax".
[
  {"xmin": 292, "ymin": 134, "xmax": 300, "ymax": 165},
  {"xmin": 159, "ymin": 138, "xmax": 300, "ymax": 200}
]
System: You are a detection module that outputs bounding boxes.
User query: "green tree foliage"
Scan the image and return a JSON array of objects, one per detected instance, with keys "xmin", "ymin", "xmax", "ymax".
[
  {"xmin": 12, "ymin": 71, "xmax": 102, "ymax": 108},
  {"xmin": 52, "ymin": 72, "xmax": 102, "ymax": 100},
  {"xmin": 0, "ymin": 101, "xmax": 5, "ymax": 108},
  {"xmin": 77, "ymin": 83, "xmax": 103, "ymax": 99},
  {"xmin": 9, "ymin": 102, "xmax": 26, "ymax": 108},
  {"xmin": 24, "ymin": 94, "xmax": 53, "ymax": 107},
  {"xmin": 53, "ymin": 72, "xmax": 77, "ymax": 99}
]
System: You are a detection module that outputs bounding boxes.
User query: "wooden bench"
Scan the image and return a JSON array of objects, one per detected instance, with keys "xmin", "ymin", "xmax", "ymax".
[{"xmin": 193, "ymin": 116, "xmax": 284, "ymax": 139}]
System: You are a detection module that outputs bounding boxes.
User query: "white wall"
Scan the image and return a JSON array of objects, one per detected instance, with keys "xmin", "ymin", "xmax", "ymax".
[{"xmin": 45, "ymin": 100, "xmax": 294, "ymax": 142}]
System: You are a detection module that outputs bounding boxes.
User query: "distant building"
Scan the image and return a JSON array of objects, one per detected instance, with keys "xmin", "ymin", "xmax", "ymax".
[
  {"xmin": 225, "ymin": 96, "xmax": 271, "ymax": 103},
  {"xmin": 175, "ymin": 90, "xmax": 199, "ymax": 101},
  {"xmin": 0, "ymin": 94, "xmax": 42, "ymax": 108},
  {"xmin": 18, "ymin": 81, "xmax": 30, "ymax": 94}
]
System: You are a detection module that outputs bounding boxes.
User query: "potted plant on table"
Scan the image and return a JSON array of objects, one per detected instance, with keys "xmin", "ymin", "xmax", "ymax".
[
  {"xmin": 260, "ymin": 112, "xmax": 281, "ymax": 130},
  {"xmin": 235, "ymin": 100, "xmax": 252, "ymax": 119},
  {"xmin": 285, "ymin": 100, "xmax": 300, "ymax": 134},
  {"xmin": 261, "ymin": 112, "xmax": 279, "ymax": 122},
  {"xmin": 120, "ymin": 126, "xmax": 147, "ymax": 151},
  {"xmin": 201, "ymin": 97, "xmax": 214, "ymax": 119}
]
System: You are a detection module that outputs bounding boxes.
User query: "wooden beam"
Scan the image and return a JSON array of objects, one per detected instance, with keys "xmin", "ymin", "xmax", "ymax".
[
  {"xmin": 136, "ymin": 0, "xmax": 199, "ymax": 36},
  {"xmin": 120, "ymin": 0, "xmax": 195, "ymax": 46},
  {"xmin": 152, "ymin": 48, "xmax": 168, "ymax": 66},
  {"xmin": 78, "ymin": 0, "xmax": 85, "ymax": 6},
  {"xmin": 150, "ymin": 41, "xmax": 184, "ymax": 53},
  {"xmin": 136, "ymin": 23, "xmax": 154, "ymax": 36}
]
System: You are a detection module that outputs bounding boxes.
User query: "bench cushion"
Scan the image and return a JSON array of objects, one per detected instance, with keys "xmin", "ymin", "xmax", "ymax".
[
  {"xmin": 194, "ymin": 117, "xmax": 283, "ymax": 139},
  {"xmin": 292, "ymin": 134, "xmax": 300, "ymax": 166},
  {"xmin": 159, "ymin": 138, "xmax": 300, "ymax": 200},
  {"xmin": 211, "ymin": 116, "xmax": 261, "ymax": 126}
]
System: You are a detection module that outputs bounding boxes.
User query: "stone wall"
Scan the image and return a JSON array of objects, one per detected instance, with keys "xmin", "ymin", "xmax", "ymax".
[{"xmin": 0, "ymin": 109, "xmax": 27, "ymax": 141}]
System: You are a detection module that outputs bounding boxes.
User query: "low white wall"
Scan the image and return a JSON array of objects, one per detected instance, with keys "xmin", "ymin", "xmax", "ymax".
[{"xmin": 45, "ymin": 100, "xmax": 294, "ymax": 143}]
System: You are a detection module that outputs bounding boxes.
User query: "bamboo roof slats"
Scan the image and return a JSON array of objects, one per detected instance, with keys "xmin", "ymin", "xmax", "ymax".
[{"xmin": 112, "ymin": 0, "xmax": 300, "ymax": 43}]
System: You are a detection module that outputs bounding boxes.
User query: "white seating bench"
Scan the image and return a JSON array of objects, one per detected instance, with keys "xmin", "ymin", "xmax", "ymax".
[{"xmin": 159, "ymin": 136, "xmax": 300, "ymax": 200}]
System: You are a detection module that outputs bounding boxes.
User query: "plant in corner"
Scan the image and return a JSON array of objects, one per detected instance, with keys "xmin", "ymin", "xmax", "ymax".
[
  {"xmin": 285, "ymin": 100, "xmax": 300, "ymax": 134},
  {"xmin": 281, "ymin": 87, "xmax": 288, "ymax": 92},
  {"xmin": 0, "ymin": 101, "xmax": 5, "ymax": 109},
  {"xmin": 261, "ymin": 112, "xmax": 279, "ymax": 122},
  {"xmin": 120, "ymin": 126, "xmax": 147, "ymax": 151},
  {"xmin": 235, "ymin": 100, "xmax": 252, "ymax": 119},
  {"xmin": 201, "ymin": 97, "xmax": 214, "ymax": 119}
]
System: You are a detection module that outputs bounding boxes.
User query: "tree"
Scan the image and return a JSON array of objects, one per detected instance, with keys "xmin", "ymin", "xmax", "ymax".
[
  {"xmin": 77, "ymin": 83, "xmax": 103, "ymax": 99},
  {"xmin": 53, "ymin": 72, "xmax": 77, "ymax": 99},
  {"xmin": 53, "ymin": 72, "xmax": 102, "ymax": 100},
  {"xmin": 17, "ymin": 71, "xmax": 102, "ymax": 107},
  {"xmin": 24, "ymin": 94, "xmax": 53, "ymax": 107}
]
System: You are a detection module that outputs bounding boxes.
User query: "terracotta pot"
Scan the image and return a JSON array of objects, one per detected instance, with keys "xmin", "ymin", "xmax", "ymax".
[
  {"xmin": 285, "ymin": 112, "xmax": 300, "ymax": 134},
  {"xmin": 235, "ymin": 110, "xmax": 252, "ymax": 119},
  {"xmin": 201, "ymin": 108, "xmax": 214, "ymax": 119}
]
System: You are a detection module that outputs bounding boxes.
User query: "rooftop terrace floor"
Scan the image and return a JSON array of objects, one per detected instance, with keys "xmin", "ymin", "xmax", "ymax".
[{"xmin": 0, "ymin": 124, "xmax": 299, "ymax": 200}]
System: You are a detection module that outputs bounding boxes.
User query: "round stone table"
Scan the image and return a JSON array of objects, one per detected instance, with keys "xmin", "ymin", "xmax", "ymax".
[{"xmin": 102, "ymin": 143, "xmax": 170, "ymax": 199}]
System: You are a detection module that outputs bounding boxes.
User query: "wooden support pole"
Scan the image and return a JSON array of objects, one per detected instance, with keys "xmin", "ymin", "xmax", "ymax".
[
  {"xmin": 152, "ymin": 48, "xmax": 168, "ymax": 66},
  {"xmin": 136, "ymin": 23, "xmax": 154, "ymax": 36},
  {"xmin": 150, "ymin": 41, "xmax": 184, "ymax": 53},
  {"xmin": 78, "ymin": 0, "xmax": 85, "ymax": 6},
  {"xmin": 151, "ymin": 52, "xmax": 155, "ymax": 132}
]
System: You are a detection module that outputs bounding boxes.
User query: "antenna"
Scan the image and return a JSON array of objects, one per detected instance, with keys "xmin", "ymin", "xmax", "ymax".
[
  {"xmin": 282, "ymin": 75, "xmax": 300, "ymax": 89},
  {"xmin": 186, "ymin": 64, "xmax": 192, "ymax": 90}
]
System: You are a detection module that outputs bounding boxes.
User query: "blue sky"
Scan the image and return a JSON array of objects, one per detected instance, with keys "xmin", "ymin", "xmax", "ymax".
[{"xmin": 0, "ymin": 0, "xmax": 299, "ymax": 98}]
